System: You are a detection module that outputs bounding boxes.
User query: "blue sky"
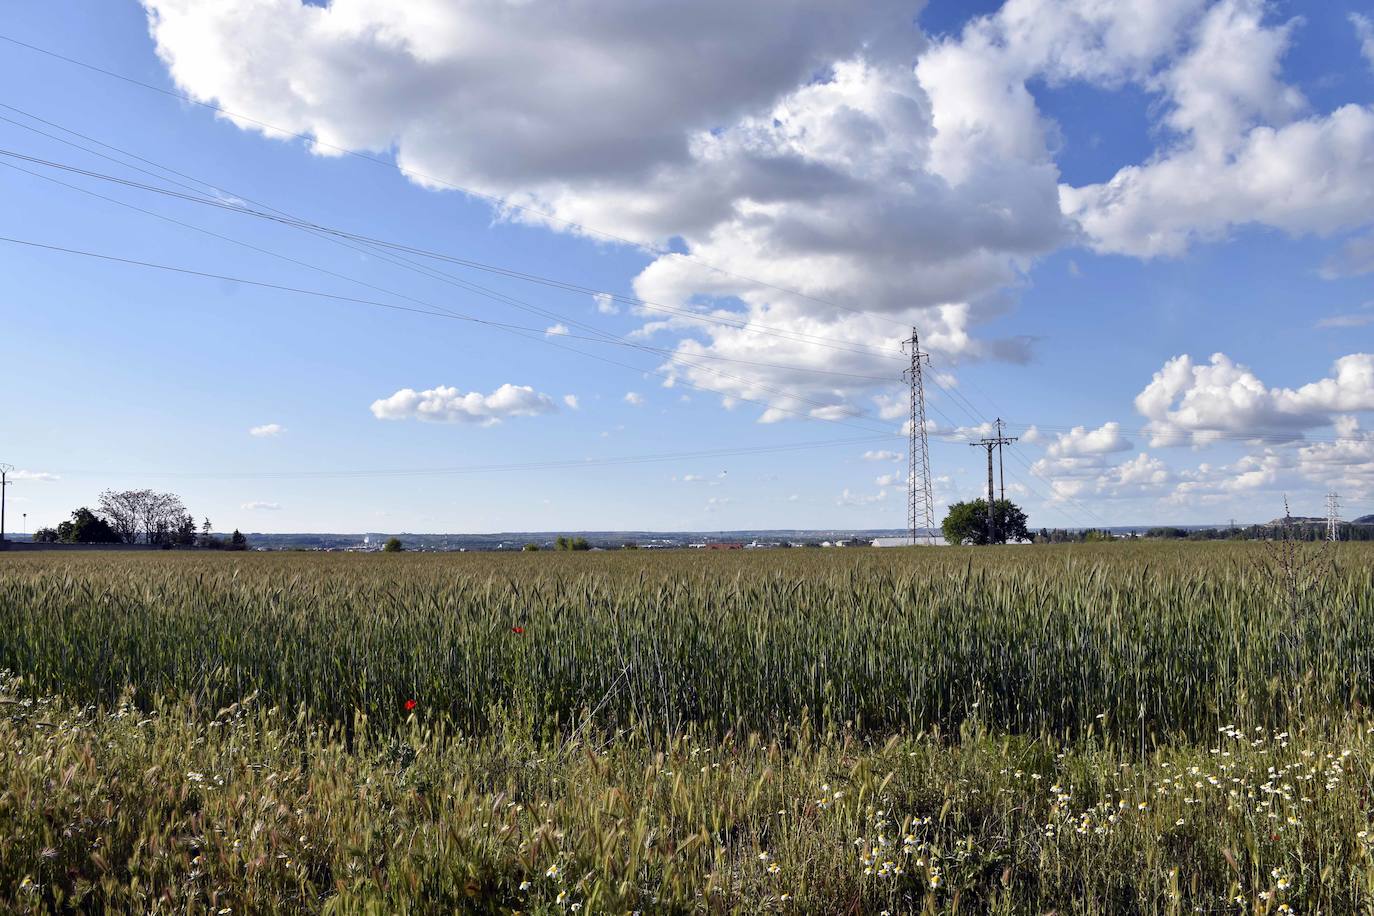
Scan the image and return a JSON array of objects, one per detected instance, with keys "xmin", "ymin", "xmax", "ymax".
[{"xmin": 3, "ymin": 0, "xmax": 1373, "ymax": 534}]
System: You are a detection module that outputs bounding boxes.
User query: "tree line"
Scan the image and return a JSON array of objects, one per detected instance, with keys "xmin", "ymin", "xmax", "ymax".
[{"xmin": 32, "ymin": 490, "xmax": 248, "ymax": 549}]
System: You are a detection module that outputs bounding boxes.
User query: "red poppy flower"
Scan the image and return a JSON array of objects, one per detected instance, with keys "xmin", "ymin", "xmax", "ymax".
[
  {"xmin": 404, "ymin": 699, "xmax": 417, "ymax": 711},
  {"xmin": 512, "ymin": 626, "xmax": 525, "ymax": 635}
]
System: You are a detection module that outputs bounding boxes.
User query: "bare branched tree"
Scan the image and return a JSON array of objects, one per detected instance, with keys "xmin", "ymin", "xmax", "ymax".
[
  {"xmin": 97, "ymin": 489, "xmax": 144, "ymax": 544},
  {"xmin": 98, "ymin": 489, "xmax": 190, "ymax": 545}
]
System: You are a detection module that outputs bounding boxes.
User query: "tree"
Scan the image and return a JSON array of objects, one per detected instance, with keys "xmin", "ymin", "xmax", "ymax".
[
  {"xmin": 32, "ymin": 527, "xmax": 59, "ymax": 543},
  {"xmin": 556, "ymin": 536, "xmax": 590, "ymax": 551},
  {"xmin": 942, "ymin": 499, "xmax": 1030, "ymax": 546},
  {"xmin": 521, "ymin": 543, "xmax": 540, "ymax": 551},
  {"xmin": 198, "ymin": 518, "xmax": 223, "ymax": 549},
  {"xmin": 54, "ymin": 507, "xmax": 122, "ymax": 544},
  {"xmin": 383, "ymin": 537, "xmax": 404, "ymax": 552},
  {"xmin": 97, "ymin": 489, "xmax": 143, "ymax": 543},
  {"xmin": 97, "ymin": 489, "xmax": 190, "ymax": 544},
  {"xmin": 169, "ymin": 513, "xmax": 197, "ymax": 547},
  {"xmin": 228, "ymin": 530, "xmax": 248, "ymax": 551}
]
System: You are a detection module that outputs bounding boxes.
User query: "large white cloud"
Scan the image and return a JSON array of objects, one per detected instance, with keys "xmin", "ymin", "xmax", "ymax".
[
  {"xmin": 141, "ymin": 0, "xmax": 1374, "ymax": 428},
  {"xmin": 141, "ymin": 0, "xmax": 1074, "ymax": 422},
  {"xmin": 1060, "ymin": 1, "xmax": 1374, "ymax": 258},
  {"xmin": 370, "ymin": 383, "xmax": 557, "ymax": 425},
  {"xmin": 1135, "ymin": 352, "xmax": 1374, "ymax": 446}
]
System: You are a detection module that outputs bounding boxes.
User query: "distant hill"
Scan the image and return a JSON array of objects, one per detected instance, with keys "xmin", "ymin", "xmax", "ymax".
[
  {"xmin": 1265, "ymin": 516, "xmax": 1325, "ymax": 526},
  {"xmin": 1356, "ymin": 514, "xmax": 1374, "ymax": 526}
]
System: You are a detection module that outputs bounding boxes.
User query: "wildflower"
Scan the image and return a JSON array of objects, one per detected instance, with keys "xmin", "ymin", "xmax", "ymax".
[
  {"xmin": 546, "ymin": 864, "xmax": 560, "ymax": 879},
  {"xmin": 767, "ymin": 862, "xmax": 780, "ymax": 875},
  {"xmin": 512, "ymin": 626, "xmax": 525, "ymax": 635},
  {"xmin": 556, "ymin": 890, "xmax": 567, "ymax": 905},
  {"xmin": 519, "ymin": 881, "xmax": 531, "ymax": 891},
  {"xmin": 570, "ymin": 905, "xmax": 582, "ymax": 913},
  {"xmin": 404, "ymin": 699, "xmax": 417, "ymax": 712}
]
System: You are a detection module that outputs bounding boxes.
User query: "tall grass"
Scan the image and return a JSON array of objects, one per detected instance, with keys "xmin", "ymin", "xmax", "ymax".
[
  {"xmin": 4, "ymin": 542, "xmax": 1374, "ymax": 912},
  {"xmin": 1, "ymin": 542, "xmax": 1370, "ymax": 742}
]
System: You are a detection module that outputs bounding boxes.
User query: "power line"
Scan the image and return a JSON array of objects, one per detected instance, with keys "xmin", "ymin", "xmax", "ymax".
[
  {"xmin": 0, "ymin": 33, "xmax": 915, "ymax": 333},
  {"xmin": 0, "ymin": 232, "xmax": 909, "ymax": 437},
  {"xmin": 45, "ymin": 434, "xmax": 902, "ymax": 482},
  {"xmin": 1, "ymin": 155, "xmax": 900, "ymax": 410},
  {"xmin": 0, "ymin": 109, "xmax": 909, "ymax": 405},
  {"xmin": 0, "ymin": 144, "xmax": 906, "ymax": 362},
  {"xmin": 0, "ymin": 120, "xmax": 923, "ymax": 430}
]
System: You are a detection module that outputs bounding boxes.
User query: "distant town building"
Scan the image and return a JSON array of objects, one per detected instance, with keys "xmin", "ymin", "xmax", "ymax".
[{"xmin": 872, "ymin": 536, "xmax": 947, "ymax": 547}]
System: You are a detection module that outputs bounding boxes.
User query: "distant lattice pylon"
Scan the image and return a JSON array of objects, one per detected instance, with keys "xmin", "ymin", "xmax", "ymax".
[{"xmin": 901, "ymin": 329, "xmax": 936, "ymax": 545}]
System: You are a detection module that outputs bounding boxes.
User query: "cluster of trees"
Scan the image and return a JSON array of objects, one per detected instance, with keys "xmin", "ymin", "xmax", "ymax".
[
  {"xmin": 1034, "ymin": 528, "xmax": 1121, "ymax": 543},
  {"xmin": 1143, "ymin": 523, "xmax": 1374, "ymax": 542},
  {"xmin": 521, "ymin": 537, "xmax": 593, "ymax": 552},
  {"xmin": 941, "ymin": 499, "xmax": 1030, "ymax": 546},
  {"xmin": 32, "ymin": 508, "xmax": 122, "ymax": 544},
  {"xmin": 32, "ymin": 490, "xmax": 248, "ymax": 550}
]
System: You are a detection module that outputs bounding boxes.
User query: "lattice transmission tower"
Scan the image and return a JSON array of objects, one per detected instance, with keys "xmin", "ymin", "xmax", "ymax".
[
  {"xmin": 1327, "ymin": 491, "xmax": 1341, "ymax": 542},
  {"xmin": 901, "ymin": 328, "xmax": 936, "ymax": 545}
]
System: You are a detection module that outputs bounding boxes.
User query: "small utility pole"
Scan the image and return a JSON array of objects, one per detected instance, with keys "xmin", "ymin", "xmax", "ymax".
[
  {"xmin": 0, "ymin": 463, "xmax": 12, "ymax": 548},
  {"xmin": 994, "ymin": 418, "xmax": 1013, "ymax": 501},
  {"xmin": 970, "ymin": 422, "xmax": 1017, "ymax": 543},
  {"xmin": 972, "ymin": 440, "xmax": 996, "ymax": 539}
]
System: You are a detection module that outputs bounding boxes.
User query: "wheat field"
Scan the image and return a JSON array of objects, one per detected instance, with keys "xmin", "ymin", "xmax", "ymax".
[{"xmin": 2, "ymin": 541, "xmax": 1372, "ymax": 913}]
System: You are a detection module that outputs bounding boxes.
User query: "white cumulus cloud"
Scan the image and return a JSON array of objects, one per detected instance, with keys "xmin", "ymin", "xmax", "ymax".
[
  {"xmin": 623, "ymin": 391, "xmax": 645, "ymax": 406},
  {"xmin": 140, "ymin": 0, "xmax": 1068, "ymax": 422},
  {"xmin": 1060, "ymin": 1, "xmax": 1374, "ymax": 258},
  {"xmin": 1045, "ymin": 422, "xmax": 1132, "ymax": 458},
  {"xmin": 249, "ymin": 423, "xmax": 285, "ymax": 438},
  {"xmin": 593, "ymin": 292, "xmax": 619, "ymax": 315},
  {"xmin": 1354, "ymin": 13, "xmax": 1374, "ymax": 71},
  {"xmin": 371, "ymin": 383, "xmax": 557, "ymax": 425},
  {"xmin": 241, "ymin": 501, "xmax": 281, "ymax": 511},
  {"xmin": 1134, "ymin": 352, "xmax": 1374, "ymax": 445}
]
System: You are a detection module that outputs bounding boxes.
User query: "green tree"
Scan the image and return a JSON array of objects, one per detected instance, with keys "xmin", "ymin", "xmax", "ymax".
[
  {"xmin": 228, "ymin": 530, "xmax": 248, "ymax": 551},
  {"xmin": 169, "ymin": 513, "xmax": 198, "ymax": 547},
  {"xmin": 942, "ymin": 499, "xmax": 1030, "ymax": 546},
  {"xmin": 54, "ymin": 507, "xmax": 122, "ymax": 544},
  {"xmin": 521, "ymin": 543, "xmax": 540, "ymax": 552},
  {"xmin": 32, "ymin": 527, "xmax": 59, "ymax": 543},
  {"xmin": 554, "ymin": 536, "xmax": 590, "ymax": 551},
  {"xmin": 383, "ymin": 537, "xmax": 404, "ymax": 552}
]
